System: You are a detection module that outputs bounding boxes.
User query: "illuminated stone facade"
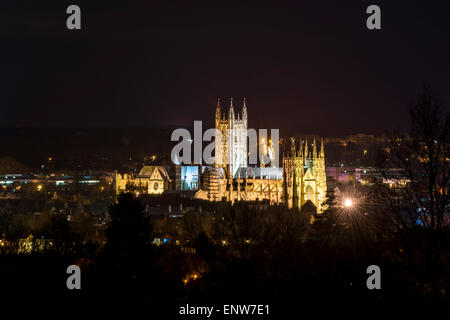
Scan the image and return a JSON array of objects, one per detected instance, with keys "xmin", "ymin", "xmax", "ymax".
[
  {"xmin": 115, "ymin": 100, "xmax": 328, "ymax": 212},
  {"xmin": 283, "ymin": 138, "xmax": 327, "ymax": 212},
  {"xmin": 215, "ymin": 98, "xmax": 248, "ymax": 178},
  {"xmin": 115, "ymin": 166, "xmax": 170, "ymax": 195},
  {"xmin": 203, "ymin": 100, "xmax": 283, "ymax": 205},
  {"xmin": 202, "ymin": 100, "xmax": 328, "ymax": 210},
  {"xmin": 201, "ymin": 165, "xmax": 283, "ymax": 204},
  {"xmin": 231, "ymin": 167, "xmax": 283, "ymax": 204},
  {"xmin": 208, "ymin": 98, "xmax": 282, "ymax": 204}
]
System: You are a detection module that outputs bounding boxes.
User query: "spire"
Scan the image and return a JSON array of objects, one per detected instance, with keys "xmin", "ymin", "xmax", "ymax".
[
  {"xmin": 290, "ymin": 137, "xmax": 296, "ymax": 157},
  {"xmin": 313, "ymin": 138, "xmax": 317, "ymax": 158},
  {"xmin": 320, "ymin": 138, "xmax": 325, "ymax": 158},
  {"xmin": 298, "ymin": 139, "xmax": 303, "ymax": 157},
  {"xmin": 304, "ymin": 138, "xmax": 308, "ymax": 158},
  {"xmin": 242, "ymin": 98, "xmax": 247, "ymax": 120},
  {"xmin": 215, "ymin": 98, "xmax": 221, "ymax": 120},
  {"xmin": 229, "ymin": 97, "xmax": 234, "ymax": 119}
]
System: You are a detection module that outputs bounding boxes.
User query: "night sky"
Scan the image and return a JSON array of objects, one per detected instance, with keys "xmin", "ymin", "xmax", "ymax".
[{"xmin": 1, "ymin": 1, "xmax": 449, "ymax": 135}]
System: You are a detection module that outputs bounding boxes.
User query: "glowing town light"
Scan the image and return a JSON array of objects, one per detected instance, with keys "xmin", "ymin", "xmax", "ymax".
[{"xmin": 344, "ymin": 198, "xmax": 353, "ymax": 208}]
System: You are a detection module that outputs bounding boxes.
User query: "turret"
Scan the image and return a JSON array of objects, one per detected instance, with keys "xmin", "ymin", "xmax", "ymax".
[
  {"xmin": 290, "ymin": 137, "xmax": 296, "ymax": 157},
  {"xmin": 228, "ymin": 97, "xmax": 234, "ymax": 120},
  {"xmin": 313, "ymin": 138, "xmax": 317, "ymax": 159},
  {"xmin": 298, "ymin": 139, "xmax": 303, "ymax": 157},
  {"xmin": 215, "ymin": 98, "xmax": 221, "ymax": 122},
  {"xmin": 320, "ymin": 138, "xmax": 325, "ymax": 158},
  {"xmin": 304, "ymin": 138, "xmax": 308, "ymax": 158},
  {"xmin": 242, "ymin": 98, "xmax": 248, "ymax": 121}
]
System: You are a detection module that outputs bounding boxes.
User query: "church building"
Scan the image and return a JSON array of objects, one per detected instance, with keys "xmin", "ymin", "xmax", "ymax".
[
  {"xmin": 203, "ymin": 98, "xmax": 327, "ymax": 212},
  {"xmin": 115, "ymin": 98, "xmax": 328, "ymax": 213}
]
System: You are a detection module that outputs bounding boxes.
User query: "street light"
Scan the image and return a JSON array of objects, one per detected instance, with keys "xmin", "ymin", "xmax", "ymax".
[{"xmin": 344, "ymin": 198, "xmax": 353, "ymax": 208}]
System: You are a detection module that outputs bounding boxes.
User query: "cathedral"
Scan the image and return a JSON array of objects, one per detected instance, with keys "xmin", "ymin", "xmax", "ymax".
[
  {"xmin": 115, "ymin": 98, "xmax": 328, "ymax": 213},
  {"xmin": 200, "ymin": 98, "xmax": 282, "ymax": 204},
  {"xmin": 204, "ymin": 98, "xmax": 328, "ymax": 212}
]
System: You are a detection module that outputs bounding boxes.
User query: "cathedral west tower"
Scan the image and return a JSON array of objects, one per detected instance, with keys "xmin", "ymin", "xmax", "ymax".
[{"xmin": 283, "ymin": 138, "xmax": 327, "ymax": 213}]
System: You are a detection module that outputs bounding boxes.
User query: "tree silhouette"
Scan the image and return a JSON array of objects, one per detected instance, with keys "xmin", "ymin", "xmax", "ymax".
[
  {"xmin": 375, "ymin": 86, "xmax": 449, "ymax": 299},
  {"xmin": 95, "ymin": 192, "xmax": 170, "ymax": 306}
]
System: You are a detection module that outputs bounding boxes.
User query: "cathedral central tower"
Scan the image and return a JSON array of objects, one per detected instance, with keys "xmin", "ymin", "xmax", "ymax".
[{"xmin": 215, "ymin": 98, "xmax": 248, "ymax": 178}]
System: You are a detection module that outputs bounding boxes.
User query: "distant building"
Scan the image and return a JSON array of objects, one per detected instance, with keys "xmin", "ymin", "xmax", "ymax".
[
  {"xmin": 0, "ymin": 172, "xmax": 114, "ymax": 199},
  {"xmin": 115, "ymin": 166, "xmax": 170, "ymax": 194},
  {"xmin": 326, "ymin": 166, "xmax": 360, "ymax": 182},
  {"xmin": 348, "ymin": 133, "xmax": 376, "ymax": 145},
  {"xmin": 115, "ymin": 165, "xmax": 202, "ymax": 195}
]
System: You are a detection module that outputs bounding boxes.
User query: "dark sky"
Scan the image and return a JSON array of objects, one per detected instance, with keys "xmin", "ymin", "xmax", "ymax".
[{"xmin": 1, "ymin": 0, "xmax": 449, "ymax": 135}]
